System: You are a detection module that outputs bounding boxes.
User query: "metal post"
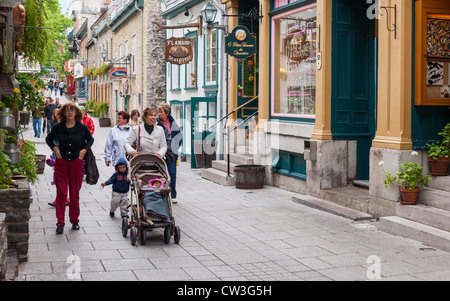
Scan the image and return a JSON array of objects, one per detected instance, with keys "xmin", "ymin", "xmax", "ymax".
[{"xmin": 227, "ymin": 126, "xmax": 230, "ymax": 177}]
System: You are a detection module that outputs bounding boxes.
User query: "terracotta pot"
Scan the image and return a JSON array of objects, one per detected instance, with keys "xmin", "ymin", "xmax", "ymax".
[
  {"xmin": 399, "ymin": 187, "xmax": 419, "ymax": 205},
  {"xmin": 429, "ymin": 157, "xmax": 449, "ymax": 176}
]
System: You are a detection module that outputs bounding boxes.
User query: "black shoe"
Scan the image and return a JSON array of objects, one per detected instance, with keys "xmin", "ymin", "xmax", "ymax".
[
  {"xmin": 72, "ymin": 223, "xmax": 80, "ymax": 230},
  {"xmin": 56, "ymin": 225, "xmax": 64, "ymax": 234},
  {"xmin": 110, "ymin": 212, "xmax": 114, "ymax": 217}
]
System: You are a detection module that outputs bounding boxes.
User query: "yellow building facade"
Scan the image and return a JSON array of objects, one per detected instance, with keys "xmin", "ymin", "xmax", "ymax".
[{"xmin": 222, "ymin": 0, "xmax": 449, "ymax": 216}]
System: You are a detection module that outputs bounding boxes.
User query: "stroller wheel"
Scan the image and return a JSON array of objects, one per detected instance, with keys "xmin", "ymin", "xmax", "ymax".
[
  {"xmin": 140, "ymin": 227, "xmax": 147, "ymax": 245},
  {"xmin": 122, "ymin": 217, "xmax": 129, "ymax": 237},
  {"xmin": 130, "ymin": 227, "xmax": 137, "ymax": 246},
  {"xmin": 163, "ymin": 226, "xmax": 171, "ymax": 244},
  {"xmin": 174, "ymin": 226, "xmax": 181, "ymax": 244}
]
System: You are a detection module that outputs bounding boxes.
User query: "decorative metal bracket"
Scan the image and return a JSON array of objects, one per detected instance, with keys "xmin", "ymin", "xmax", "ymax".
[
  {"xmin": 153, "ymin": 16, "xmax": 203, "ymax": 36},
  {"xmin": 379, "ymin": 4, "xmax": 397, "ymax": 39}
]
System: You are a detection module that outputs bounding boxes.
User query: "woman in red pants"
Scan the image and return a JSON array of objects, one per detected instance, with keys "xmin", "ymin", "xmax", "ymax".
[{"xmin": 46, "ymin": 103, "xmax": 94, "ymax": 234}]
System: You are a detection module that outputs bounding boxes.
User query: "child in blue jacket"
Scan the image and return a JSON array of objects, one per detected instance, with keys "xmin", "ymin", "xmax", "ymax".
[{"xmin": 101, "ymin": 158, "xmax": 129, "ymax": 218}]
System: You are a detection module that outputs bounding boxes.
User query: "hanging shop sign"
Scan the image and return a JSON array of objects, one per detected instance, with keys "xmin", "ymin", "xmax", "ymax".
[
  {"xmin": 165, "ymin": 37, "xmax": 193, "ymax": 65},
  {"xmin": 225, "ymin": 25, "xmax": 256, "ymax": 59},
  {"xmin": 110, "ymin": 67, "xmax": 128, "ymax": 79}
]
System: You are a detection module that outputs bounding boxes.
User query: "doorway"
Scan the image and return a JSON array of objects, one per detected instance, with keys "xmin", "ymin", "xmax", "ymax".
[{"xmin": 331, "ymin": 0, "xmax": 377, "ymax": 180}]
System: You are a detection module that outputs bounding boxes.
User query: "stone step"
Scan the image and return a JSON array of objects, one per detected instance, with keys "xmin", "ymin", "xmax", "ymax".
[
  {"xmin": 212, "ymin": 160, "xmax": 237, "ymax": 175},
  {"xmin": 200, "ymin": 168, "xmax": 235, "ymax": 186},
  {"xmin": 292, "ymin": 194, "xmax": 374, "ymax": 221},
  {"xmin": 419, "ymin": 188, "xmax": 450, "ymax": 211},
  {"xmin": 228, "ymin": 153, "xmax": 254, "ymax": 165},
  {"xmin": 379, "ymin": 216, "xmax": 450, "ymax": 253},
  {"xmin": 428, "ymin": 175, "xmax": 450, "ymax": 192},
  {"xmin": 236, "ymin": 145, "xmax": 254, "ymax": 155},
  {"xmin": 396, "ymin": 203, "xmax": 450, "ymax": 232}
]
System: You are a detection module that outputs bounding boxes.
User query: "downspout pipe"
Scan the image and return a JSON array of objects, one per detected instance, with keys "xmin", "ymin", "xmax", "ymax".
[
  {"xmin": 210, "ymin": 0, "xmax": 227, "ymax": 160},
  {"xmin": 135, "ymin": 0, "xmax": 144, "ymax": 117}
]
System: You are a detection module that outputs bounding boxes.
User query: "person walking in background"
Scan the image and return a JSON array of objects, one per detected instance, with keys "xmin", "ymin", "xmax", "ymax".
[
  {"xmin": 101, "ymin": 158, "xmax": 130, "ymax": 218},
  {"xmin": 45, "ymin": 103, "xmax": 94, "ymax": 234},
  {"xmin": 44, "ymin": 98, "xmax": 57, "ymax": 135},
  {"xmin": 157, "ymin": 103, "xmax": 182, "ymax": 203},
  {"xmin": 124, "ymin": 107, "xmax": 167, "ymax": 159},
  {"xmin": 79, "ymin": 106, "xmax": 95, "ymax": 135},
  {"xmin": 59, "ymin": 80, "xmax": 66, "ymax": 96},
  {"xmin": 55, "ymin": 97, "xmax": 61, "ymax": 109},
  {"xmin": 130, "ymin": 109, "xmax": 140, "ymax": 127},
  {"xmin": 54, "ymin": 80, "xmax": 59, "ymax": 96},
  {"xmin": 31, "ymin": 103, "xmax": 45, "ymax": 138},
  {"xmin": 104, "ymin": 111, "xmax": 130, "ymax": 166},
  {"xmin": 48, "ymin": 80, "xmax": 53, "ymax": 94}
]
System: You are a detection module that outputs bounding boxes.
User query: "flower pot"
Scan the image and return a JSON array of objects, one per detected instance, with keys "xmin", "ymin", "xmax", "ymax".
[
  {"xmin": 99, "ymin": 117, "xmax": 111, "ymax": 127},
  {"xmin": 35, "ymin": 154, "xmax": 46, "ymax": 174},
  {"xmin": 4, "ymin": 142, "xmax": 20, "ymax": 165},
  {"xmin": 429, "ymin": 157, "xmax": 449, "ymax": 176},
  {"xmin": 399, "ymin": 187, "xmax": 419, "ymax": 205},
  {"xmin": 19, "ymin": 111, "xmax": 30, "ymax": 126},
  {"xmin": 0, "ymin": 108, "xmax": 16, "ymax": 131}
]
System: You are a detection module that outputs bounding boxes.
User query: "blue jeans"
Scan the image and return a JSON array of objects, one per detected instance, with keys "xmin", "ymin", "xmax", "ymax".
[
  {"xmin": 32, "ymin": 118, "xmax": 42, "ymax": 137},
  {"xmin": 167, "ymin": 154, "xmax": 178, "ymax": 199}
]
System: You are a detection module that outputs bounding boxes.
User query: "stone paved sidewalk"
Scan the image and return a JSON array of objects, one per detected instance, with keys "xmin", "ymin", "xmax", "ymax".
[{"xmin": 17, "ymin": 96, "xmax": 450, "ymax": 281}]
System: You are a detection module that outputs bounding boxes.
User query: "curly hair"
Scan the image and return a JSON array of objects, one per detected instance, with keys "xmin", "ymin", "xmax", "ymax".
[{"xmin": 59, "ymin": 103, "xmax": 82, "ymax": 123}]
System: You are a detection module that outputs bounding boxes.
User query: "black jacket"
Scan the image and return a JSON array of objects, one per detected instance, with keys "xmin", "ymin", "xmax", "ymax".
[{"xmin": 46, "ymin": 121, "xmax": 94, "ymax": 161}]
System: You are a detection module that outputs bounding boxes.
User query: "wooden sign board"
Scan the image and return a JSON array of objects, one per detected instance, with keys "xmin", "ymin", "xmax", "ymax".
[
  {"xmin": 225, "ymin": 25, "xmax": 256, "ymax": 59},
  {"xmin": 165, "ymin": 37, "xmax": 193, "ymax": 65}
]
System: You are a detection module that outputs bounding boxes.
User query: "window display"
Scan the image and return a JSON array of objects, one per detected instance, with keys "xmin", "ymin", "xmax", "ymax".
[{"xmin": 272, "ymin": 5, "xmax": 317, "ymax": 118}]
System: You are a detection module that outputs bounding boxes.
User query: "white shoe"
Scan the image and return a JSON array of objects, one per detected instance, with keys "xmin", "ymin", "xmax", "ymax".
[{"xmin": 172, "ymin": 198, "xmax": 177, "ymax": 204}]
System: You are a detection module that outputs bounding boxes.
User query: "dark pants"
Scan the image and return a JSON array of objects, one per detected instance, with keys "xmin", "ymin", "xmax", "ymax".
[
  {"xmin": 167, "ymin": 154, "xmax": 178, "ymax": 199},
  {"xmin": 46, "ymin": 119, "xmax": 55, "ymax": 134},
  {"xmin": 54, "ymin": 158, "xmax": 84, "ymax": 226}
]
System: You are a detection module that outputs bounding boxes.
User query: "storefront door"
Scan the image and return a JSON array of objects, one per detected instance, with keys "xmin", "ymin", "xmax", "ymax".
[
  {"xmin": 190, "ymin": 97, "xmax": 217, "ymax": 168},
  {"xmin": 331, "ymin": 0, "xmax": 376, "ymax": 180}
]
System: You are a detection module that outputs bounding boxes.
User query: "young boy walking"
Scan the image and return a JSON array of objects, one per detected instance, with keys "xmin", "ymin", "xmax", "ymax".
[{"xmin": 101, "ymin": 158, "xmax": 130, "ymax": 218}]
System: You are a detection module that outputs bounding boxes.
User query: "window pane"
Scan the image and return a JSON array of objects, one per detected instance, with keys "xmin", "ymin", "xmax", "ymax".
[{"xmin": 273, "ymin": 6, "xmax": 317, "ymax": 117}]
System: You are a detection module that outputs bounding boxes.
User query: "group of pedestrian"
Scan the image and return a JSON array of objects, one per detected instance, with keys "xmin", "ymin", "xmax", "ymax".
[
  {"xmin": 47, "ymin": 79, "xmax": 66, "ymax": 97},
  {"xmin": 44, "ymin": 101, "xmax": 182, "ymax": 235}
]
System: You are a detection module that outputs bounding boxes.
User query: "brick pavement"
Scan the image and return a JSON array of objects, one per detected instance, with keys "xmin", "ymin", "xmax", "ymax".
[{"xmin": 17, "ymin": 96, "xmax": 450, "ymax": 281}]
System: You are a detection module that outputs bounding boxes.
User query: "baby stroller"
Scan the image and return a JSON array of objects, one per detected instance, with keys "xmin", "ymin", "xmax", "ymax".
[{"xmin": 122, "ymin": 153, "xmax": 180, "ymax": 246}]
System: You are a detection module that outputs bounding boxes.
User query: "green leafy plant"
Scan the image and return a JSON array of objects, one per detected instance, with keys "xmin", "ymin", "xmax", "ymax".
[
  {"xmin": 426, "ymin": 123, "xmax": 450, "ymax": 160},
  {"xmin": 17, "ymin": 139, "xmax": 38, "ymax": 185},
  {"xmin": 384, "ymin": 162, "xmax": 431, "ymax": 191}
]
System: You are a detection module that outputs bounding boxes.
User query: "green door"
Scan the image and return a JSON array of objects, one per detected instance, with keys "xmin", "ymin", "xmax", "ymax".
[
  {"xmin": 331, "ymin": 0, "xmax": 376, "ymax": 180},
  {"xmin": 190, "ymin": 97, "xmax": 217, "ymax": 168}
]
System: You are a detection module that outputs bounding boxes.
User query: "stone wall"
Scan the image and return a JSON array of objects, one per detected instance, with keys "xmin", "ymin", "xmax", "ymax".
[
  {"xmin": 145, "ymin": 3, "xmax": 166, "ymax": 107},
  {"xmin": 0, "ymin": 180, "xmax": 31, "ymax": 263}
]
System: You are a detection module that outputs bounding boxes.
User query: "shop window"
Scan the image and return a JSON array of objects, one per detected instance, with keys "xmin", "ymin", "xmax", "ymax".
[
  {"xmin": 185, "ymin": 32, "xmax": 197, "ymax": 89},
  {"xmin": 271, "ymin": 4, "xmax": 317, "ymax": 119},
  {"xmin": 272, "ymin": 150, "xmax": 307, "ymax": 180},
  {"xmin": 204, "ymin": 29, "xmax": 217, "ymax": 87},
  {"xmin": 415, "ymin": 1, "xmax": 450, "ymax": 106}
]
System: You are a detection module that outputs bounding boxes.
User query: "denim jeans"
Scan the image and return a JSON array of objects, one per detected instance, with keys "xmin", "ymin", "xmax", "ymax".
[
  {"xmin": 32, "ymin": 118, "xmax": 42, "ymax": 137},
  {"xmin": 167, "ymin": 154, "xmax": 178, "ymax": 199}
]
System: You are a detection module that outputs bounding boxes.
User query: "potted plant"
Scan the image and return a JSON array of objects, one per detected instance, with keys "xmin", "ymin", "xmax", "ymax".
[
  {"xmin": 383, "ymin": 160, "xmax": 431, "ymax": 205},
  {"xmin": 98, "ymin": 102, "xmax": 111, "ymax": 127},
  {"xmin": 426, "ymin": 123, "xmax": 450, "ymax": 176}
]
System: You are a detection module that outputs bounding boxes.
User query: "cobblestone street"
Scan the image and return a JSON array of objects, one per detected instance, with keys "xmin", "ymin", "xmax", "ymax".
[{"xmin": 17, "ymin": 96, "xmax": 450, "ymax": 281}]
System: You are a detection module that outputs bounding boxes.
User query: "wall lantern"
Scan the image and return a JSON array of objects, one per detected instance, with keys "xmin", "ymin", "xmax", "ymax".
[
  {"xmin": 201, "ymin": 2, "xmax": 218, "ymax": 25},
  {"xmin": 101, "ymin": 49, "xmax": 108, "ymax": 61},
  {"xmin": 201, "ymin": 1, "xmax": 227, "ymax": 33}
]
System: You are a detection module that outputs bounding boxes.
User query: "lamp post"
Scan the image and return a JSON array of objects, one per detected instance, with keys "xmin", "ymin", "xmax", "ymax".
[{"xmin": 101, "ymin": 49, "xmax": 108, "ymax": 62}]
